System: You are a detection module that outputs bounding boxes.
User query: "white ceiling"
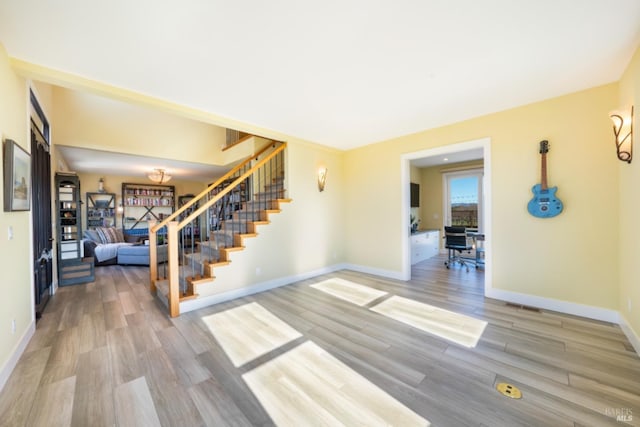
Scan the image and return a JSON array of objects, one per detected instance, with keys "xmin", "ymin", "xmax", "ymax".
[
  {"xmin": 57, "ymin": 145, "xmax": 230, "ymax": 183},
  {"xmin": 1, "ymin": 1, "xmax": 639, "ymax": 150}
]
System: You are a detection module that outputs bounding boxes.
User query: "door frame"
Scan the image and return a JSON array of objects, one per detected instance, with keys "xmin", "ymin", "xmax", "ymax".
[
  {"xmin": 400, "ymin": 137, "xmax": 492, "ymax": 293},
  {"xmin": 28, "ymin": 85, "xmax": 54, "ymax": 317}
]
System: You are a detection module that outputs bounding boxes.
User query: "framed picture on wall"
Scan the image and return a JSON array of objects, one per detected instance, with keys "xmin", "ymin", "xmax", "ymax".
[{"xmin": 3, "ymin": 139, "xmax": 31, "ymax": 211}]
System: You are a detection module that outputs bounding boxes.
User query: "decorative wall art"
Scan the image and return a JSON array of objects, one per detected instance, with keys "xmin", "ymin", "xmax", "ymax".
[{"xmin": 3, "ymin": 139, "xmax": 31, "ymax": 211}]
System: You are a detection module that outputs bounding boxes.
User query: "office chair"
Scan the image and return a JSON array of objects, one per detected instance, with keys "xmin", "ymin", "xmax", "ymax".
[{"xmin": 444, "ymin": 226, "xmax": 475, "ymax": 272}]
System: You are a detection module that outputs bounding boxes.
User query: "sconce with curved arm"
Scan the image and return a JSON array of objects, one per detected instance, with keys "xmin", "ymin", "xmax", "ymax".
[
  {"xmin": 318, "ymin": 168, "xmax": 327, "ymax": 192},
  {"xmin": 610, "ymin": 105, "xmax": 633, "ymax": 163}
]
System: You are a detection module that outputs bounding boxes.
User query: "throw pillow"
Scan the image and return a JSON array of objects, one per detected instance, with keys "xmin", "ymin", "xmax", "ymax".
[
  {"xmin": 115, "ymin": 228, "xmax": 125, "ymax": 242},
  {"xmin": 83, "ymin": 229, "xmax": 101, "ymax": 243},
  {"xmin": 96, "ymin": 227, "xmax": 124, "ymax": 244}
]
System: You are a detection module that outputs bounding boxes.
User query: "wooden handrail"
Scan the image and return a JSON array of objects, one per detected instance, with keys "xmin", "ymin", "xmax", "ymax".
[
  {"xmin": 178, "ymin": 143, "xmax": 286, "ymax": 228},
  {"xmin": 151, "ymin": 141, "xmax": 284, "ymax": 233}
]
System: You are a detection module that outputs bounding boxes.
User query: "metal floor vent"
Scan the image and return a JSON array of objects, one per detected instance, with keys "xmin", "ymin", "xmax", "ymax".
[{"xmin": 505, "ymin": 302, "xmax": 542, "ymax": 313}]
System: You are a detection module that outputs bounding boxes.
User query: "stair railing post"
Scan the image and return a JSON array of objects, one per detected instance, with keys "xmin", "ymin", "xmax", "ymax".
[
  {"xmin": 148, "ymin": 219, "xmax": 158, "ymax": 293},
  {"xmin": 167, "ymin": 221, "xmax": 180, "ymax": 317}
]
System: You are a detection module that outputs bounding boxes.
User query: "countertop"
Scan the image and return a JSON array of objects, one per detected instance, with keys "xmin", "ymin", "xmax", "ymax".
[{"xmin": 410, "ymin": 229, "xmax": 439, "ymax": 235}]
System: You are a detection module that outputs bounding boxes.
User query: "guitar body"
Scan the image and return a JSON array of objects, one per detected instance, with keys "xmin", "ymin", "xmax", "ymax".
[
  {"xmin": 528, "ymin": 140, "xmax": 563, "ymax": 218},
  {"xmin": 527, "ymin": 184, "xmax": 563, "ymax": 218}
]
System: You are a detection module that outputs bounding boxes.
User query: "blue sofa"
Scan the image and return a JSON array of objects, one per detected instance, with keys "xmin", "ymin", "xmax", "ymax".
[{"xmin": 117, "ymin": 244, "xmax": 168, "ymax": 265}]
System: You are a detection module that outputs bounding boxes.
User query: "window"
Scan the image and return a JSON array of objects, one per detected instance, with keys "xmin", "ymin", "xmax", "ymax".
[
  {"xmin": 30, "ymin": 89, "xmax": 50, "ymax": 144},
  {"xmin": 443, "ymin": 169, "xmax": 484, "ymax": 231}
]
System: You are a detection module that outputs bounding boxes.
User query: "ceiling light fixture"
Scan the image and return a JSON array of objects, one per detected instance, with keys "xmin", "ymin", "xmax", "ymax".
[{"xmin": 147, "ymin": 168, "xmax": 172, "ymax": 184}]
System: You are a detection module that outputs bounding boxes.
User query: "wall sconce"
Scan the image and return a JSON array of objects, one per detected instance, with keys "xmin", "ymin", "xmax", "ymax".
[
  {"xmin": 610, "ymin": 105, "xmax": 633, "ymax": 163},
  {"xmin": 317, "ymin": 167, "xmax": 327, "ymax": 192}
]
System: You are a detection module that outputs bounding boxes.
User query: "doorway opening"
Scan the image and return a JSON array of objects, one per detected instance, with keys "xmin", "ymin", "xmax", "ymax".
[{"xmin": 400, "ymin": 138, "xmax": 491, "ymax": 295}]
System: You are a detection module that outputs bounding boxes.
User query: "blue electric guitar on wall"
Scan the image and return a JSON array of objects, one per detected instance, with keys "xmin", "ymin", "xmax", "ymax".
[{"xmin": 527, "ymin": 140, "xmax": 563, "ymax": 218}]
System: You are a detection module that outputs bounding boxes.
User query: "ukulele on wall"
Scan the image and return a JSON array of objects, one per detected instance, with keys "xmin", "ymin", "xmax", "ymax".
[{"xmin": 527, "ymin": 140, "xmax": 563, "ymax": 218}]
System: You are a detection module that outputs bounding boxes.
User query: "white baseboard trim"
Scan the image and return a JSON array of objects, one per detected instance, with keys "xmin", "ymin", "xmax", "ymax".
[
  {"xmin": 342, "ymin": 263, "xmax": 405, "ymax": 281},
  {"xmin": 485, "ymin": 288, "xmax": 620, "ymax": 324},
  {"xmin": 619, "ymin": 314, "xmax": 640, "ymax": 356},
  {"xmin": 0, "ymin": 320, "xmax": 35, "ymax": 393},
  {"xmin": 180, "ymin": 263, "xmax": 348, "ymax": 314}
]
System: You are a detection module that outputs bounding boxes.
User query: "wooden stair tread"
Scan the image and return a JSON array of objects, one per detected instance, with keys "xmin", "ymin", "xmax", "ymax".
[
  {"xmin": 179, "ymin": 291, "xmax": 199, "ymax": 301},
  {"xmin": 210, "ymin": 260, "xmax": 231, "ymax": 267},
  {"xmin": 155, "ymin": 279, "xmax": 200, "ymax": 301},
  {"xmin": 155, "ymin": 279, "xmax": 168, "ymax": 295},
  {"xmin": 189, "ymin": 276, "xmax": 215, "ymax": 286}
]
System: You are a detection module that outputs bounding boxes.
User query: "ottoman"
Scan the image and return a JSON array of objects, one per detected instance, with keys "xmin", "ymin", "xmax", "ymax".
[{"xmin": 117, "ymin": 244, "xmax": 168, "ymax": 265}]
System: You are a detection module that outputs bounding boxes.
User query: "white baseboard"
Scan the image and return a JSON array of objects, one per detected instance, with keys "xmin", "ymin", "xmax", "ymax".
[
  {"xmin": 619, "ymin": 314, "xmax": 640, "ymax": 356},
  {"xmin": 180, "ymin": 263, "xmax": 348, "ymax": 314},
  {"xmin": 0, "ymin": 320, "xmax": 35, "ymax": 392},
  {"xmin": 485, "ymin": 288, "xmax": 620, "ymax": 323},
  {"xmin": 342, "ymin": 263, "xmax": 405, "ymax": 281}
]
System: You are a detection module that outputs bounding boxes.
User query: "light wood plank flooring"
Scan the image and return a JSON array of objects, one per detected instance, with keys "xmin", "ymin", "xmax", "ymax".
[{"xmin": 0, "ymin": 255, "xmax": 639, "ymax": 426}]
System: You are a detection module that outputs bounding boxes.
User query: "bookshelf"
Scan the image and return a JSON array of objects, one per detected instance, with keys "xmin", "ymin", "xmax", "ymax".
[
  {"xmin": 86, "ymin": 192, "xmax": 116, "ymax": 229},
  {"xmin": 121, "ymin": 182, "xmax": 175, "ymax": 234},
  {"xmin": 55, "ymin": 172, "xmax": 94, "ymax": 285}
]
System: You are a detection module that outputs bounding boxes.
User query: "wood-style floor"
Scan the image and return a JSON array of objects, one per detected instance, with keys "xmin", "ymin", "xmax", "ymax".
[{"xmin": 0, "ymin": 255, "xmax": 639, "ymax": 426}]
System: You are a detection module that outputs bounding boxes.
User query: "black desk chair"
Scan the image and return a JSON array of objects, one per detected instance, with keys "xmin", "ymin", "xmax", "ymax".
[{"xmin": 444, "ymin": 226, "xmax": 475, "ymax": 272}]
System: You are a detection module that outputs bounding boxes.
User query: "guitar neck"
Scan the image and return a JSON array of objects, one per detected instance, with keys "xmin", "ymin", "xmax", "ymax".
[{"xmin": 540, "ymin": 152, "xmax": 548, "ymax": 190}]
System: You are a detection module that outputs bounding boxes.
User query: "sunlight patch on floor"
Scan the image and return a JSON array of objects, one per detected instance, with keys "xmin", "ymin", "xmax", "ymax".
[
  {"xmin": 202, "ymin": 302, "xmax": 302, "ymax": 367},
  {"xmin": 243, "ymin": 341, "xmax": 430, "ymax": 427},
  {"xmin": 310, "ymin": 278, "xmax": 388, "ymax": 306},
  {"xmin": 370, "ymin": 296, "xmax": 487, "ymax": 348}
]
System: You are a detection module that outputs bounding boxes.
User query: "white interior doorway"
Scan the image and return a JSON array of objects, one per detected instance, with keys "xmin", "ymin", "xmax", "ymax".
[{"xmin": 400, "ymin": 138, "xmax": 492, "ymax": 293}]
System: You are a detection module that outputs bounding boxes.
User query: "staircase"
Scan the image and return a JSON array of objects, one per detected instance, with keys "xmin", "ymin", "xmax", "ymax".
[{"xmin": 149, "ymin": 141, "xmax": 289, "ymax": 317}]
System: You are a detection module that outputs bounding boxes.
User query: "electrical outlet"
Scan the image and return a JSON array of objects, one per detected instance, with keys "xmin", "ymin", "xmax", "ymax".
[
  {"xmin": 11, "ymin": 319, "xmax": 16, "ymax": 334},
  {"xmin": 256, "ymin": 267, "xmax": 262, "ymax": 276},
  {"xmin": 8, "ymin": 226, "xmax": 13, "ymax": 240}
]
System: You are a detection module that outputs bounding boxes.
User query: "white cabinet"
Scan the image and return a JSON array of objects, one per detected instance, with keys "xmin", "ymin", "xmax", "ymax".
[{"xmin": 411, "ymin": 230, "xmax": 440, "ymax": 264}]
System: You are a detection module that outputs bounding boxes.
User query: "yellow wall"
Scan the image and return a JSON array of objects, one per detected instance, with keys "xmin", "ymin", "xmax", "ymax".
[
  {"xmin": 51, "ymin": 87, "xmax": 228, "ymax": 165},
  {"xmin": 617, "ymin": 45, "xmax": 640, "ymax": 339},
  {"xmin": 0, "ymin": 44, "xmax": 32, "ymax": 383},
  {"xmin": 345, "ymin": 84, "xmax": 620, "ymax": 310}
]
